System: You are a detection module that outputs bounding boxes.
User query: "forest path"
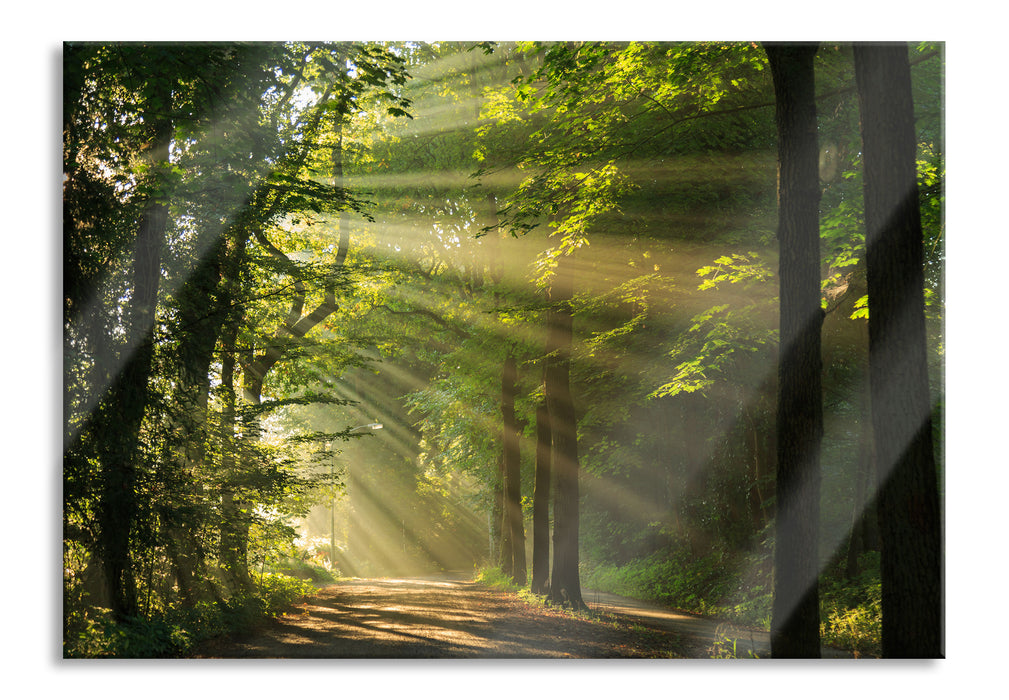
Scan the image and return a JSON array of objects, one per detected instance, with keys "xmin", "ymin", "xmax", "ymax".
[
  {"xmin": 581, "ymin": 587, "xmax": 852, "ymax": 659},
  {"xmin": 194, "ymin": 574, "xmax": 852, "ymax": 658}
]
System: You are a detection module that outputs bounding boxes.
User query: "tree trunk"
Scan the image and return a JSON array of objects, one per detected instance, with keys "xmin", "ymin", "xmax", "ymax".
[
  {"xmin": 531, "ymin": 402, "xmax": 552, "ymax": 594},
  {"xmin": 744, "ymin": 404, "xmax": 772, "ymax": 534},
  {"xmin": 490, "ymin": 455, "xmax": 503, "ymax": 567},
  {"xmin": 765, "ymin": 42, "xmax": 823, "ymax": 659},
  {"xmin": 486, "ymin": 192, "xmax": 505, "ymax": 566},
  {"xmin": 166, "ymin": 234, "xmax": 233, "ymax": 604},
  {"xmin": 545, "ymin": 255, "xmax": 585, "ymax": 610},
  {"xmin": 218, "ymin": 316, "xmax": 253, "ymax": 594},
  {"xmin": 854, "ymin": 42, "xmax": 943, "ymax": 658},
  {"xmin": 96, "ymin": 79, "xmax": 174, "ymax": 621},
  {"xmin": 217, "ymin": 223, "xmax": 255, "ymax": 593},
  {"xmin": 497, "ymin": 453, "xmax": 513, "ymax": 578},
  {"xmin": 500, "ymin": 352, "xmax": 526, "ymax": 584},
  {"xmin": 846, "ymin": 317, "xmax": 879, "ymax": 579}
]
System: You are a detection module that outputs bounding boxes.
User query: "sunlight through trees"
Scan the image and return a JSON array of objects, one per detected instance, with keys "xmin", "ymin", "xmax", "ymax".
[{"xmin": 63, "ymin": 40, "xmax": 944, "ymax": 659}]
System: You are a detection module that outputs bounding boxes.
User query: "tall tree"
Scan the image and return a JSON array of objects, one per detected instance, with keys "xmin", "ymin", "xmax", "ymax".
[
  {"xmin": 530, "ymin": 401, "xmax": 552, "ymax": 594},
  {"xmin": 90, "ymin": 53, "xmax": 176, "ymax": 621},
  {"xmin": 853, "ymin": 42, "xmax": 943, "ymax": 658},
  {"xmin": 215, "ymin": 43, "xmax": 413, "ymax": 586},
  {"xmin": 545, "ymin": 255, "xmax": 585, "ymax": 609},
  {"xmin": 764, "ymin": 42, "xmax": 823, "ymax": 658},
  {"xmin": 499, "ymin": 351, "xmax": 527, "ymax": 584}
]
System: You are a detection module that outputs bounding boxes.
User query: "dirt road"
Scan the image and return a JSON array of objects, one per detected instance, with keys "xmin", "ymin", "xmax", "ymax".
[{"xmin": 194, "ymin": 575, "xmax": 852, "ymax": 659}]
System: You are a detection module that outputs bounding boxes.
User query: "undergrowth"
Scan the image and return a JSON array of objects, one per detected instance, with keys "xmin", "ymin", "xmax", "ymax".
[
  {"xmin": 818, "ymin": 552, "xmax": 882, "ymax": 658},
  {"xmin": 474, "ymin": 565, "xmax": 523, "ymax": 592},
  {"xmin": 64, "ymin": 572, "xmax": 320, "ymax": 658},
  {"xmin": 579, "ymin": 546, "xmax": 883, "ymax": 657}
]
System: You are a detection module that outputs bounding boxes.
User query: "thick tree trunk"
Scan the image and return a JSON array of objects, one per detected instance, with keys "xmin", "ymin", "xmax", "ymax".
[
  {"xmin": 97, "ymin": 83, "xmax": 174, "ymax": 621},
  {"xmin": 497, "ymin": 453, "xmax": 513, "ymax": 578},
  {"xmin": 500, "ymin": 353, "xmax": 526, "ymax": 584},
  {"xmin": 490, "ymin": 456, "xmax": 503, "ymax": 567},
  {"xmin": 218, "ymin": 358, "xmax": 251, "ymax": 592},
  {"xmin": 854, "ymin": 42, "xmax": 943, "ymax": 658},
  {"xmin": 545, "ymin": 256, "xmax": 585, "ymax": 610},
  {"xmin": 166, "ymin": 235, "xmax": 232, "ymax": 604},
  {"xmin": 217, "ymin": 264, "xmax": 253, "ymax": 594},
  {"xmin": 765, "ymin": 42, "xmax": 823, "ymax": 659},
  {"xmin": 486, "ymin": 193, "xmax": 505, "ymax": 566},
  {"xmin": 846, "ymin": 328, "xmax": 879, "ymax": 579},
  {"xmin": 531, "ymin": 402, "xmax": 552, "ymax": 594}
]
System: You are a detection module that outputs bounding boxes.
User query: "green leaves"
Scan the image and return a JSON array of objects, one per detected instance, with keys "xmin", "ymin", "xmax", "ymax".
[
  {"xmin": 651, "ymin": 297, "xmax": 776, "ymax": 401},
  {"xmin": 697, "ymin": 252, "xmax": 772, "ymax": 291},
  {"xmin": 850, "ymin": 294, "xmax": 869, "ymax": 320}
]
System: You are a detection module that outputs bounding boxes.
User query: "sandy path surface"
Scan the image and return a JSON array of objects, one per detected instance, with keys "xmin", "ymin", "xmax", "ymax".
[{"xmin": 194, "ymin": 575, "xmax": 852, "ymax": 659}]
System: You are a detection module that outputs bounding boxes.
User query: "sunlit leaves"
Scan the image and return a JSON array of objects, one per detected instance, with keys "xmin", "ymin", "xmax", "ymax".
[
  {"xmin": 697, "ymin": 252, "xmax": 772, "ymax": 291},
  {"xmin": 850, "ymin": 294, "xmax": 869, "ymax": 320},
  {"xmin": 651, "ymin": 302, "xmax": 775, "ymax": 400}
]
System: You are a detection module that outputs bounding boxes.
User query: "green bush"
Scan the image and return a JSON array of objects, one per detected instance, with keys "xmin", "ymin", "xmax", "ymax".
[
  {"xmin": 818, "ymin": 552, "xmax": 882, "ymax": 657},
  {"xmin": 474, "ymin": 565, "xmax": 522, "ymax": 592},
  {"xmin": 259, "ymin": 572, "xmax": 319, "ymax": 613},
  {"xmin": 581, "ymin": 545, "xmax": 882, "ymax": 656},
  {"xmin": 64, "ymin": 608, "xmax": 198, "ymax": 658},
  {"xmin": 581, "ymin": 546, "xmax": 754, "ymax": 622},
  {"xmin": 269, "ymin": 557, "xmax": 337, "ymax": 584},
  {"xmin": 63, "ymin": 573, "xmax": 318, "ymax": 658}
]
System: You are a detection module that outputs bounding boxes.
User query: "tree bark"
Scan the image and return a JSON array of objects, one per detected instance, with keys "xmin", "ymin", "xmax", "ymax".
[
  {"xmin": 217, "ymin": 226, "xmax": 253, "ymax": 593},
  {"xmin": 545, "ymin": 255, "xmax": 585, "ymax": 610},
  {"xmin": 490, "ymin": 455, "xmax": 503, "ymax": 567},
  {"xmin": 531, "ymin": 402, "xmax": 552, "ymax": 594},
  {"xmin": 765, "ymin": 42, "xmax": 823, "ymax": 659},
  {"xmin": 96, "ymin": 76, "xmax": 174, "ymax": 621},
  {"xmin": 500, "ymin": 352, "xmax": 527, "ymax": 584},
  {"xmin": 846, "ymin": 312, "xmax": 879, "ymax": 579},
  {"xmin": 497, "ymin": 460, "xmax": 513, "ymax": 578},
  {"xmin": 854, "ymin": 42, "xmax": 943, "ymax": 658},
  {"xmin": 218, "ymin": 309, "xmax": 253, "ymax": 593},
  {"xmin": 165, "ymin": 234, "xmax": 233, "ymax": 604}
]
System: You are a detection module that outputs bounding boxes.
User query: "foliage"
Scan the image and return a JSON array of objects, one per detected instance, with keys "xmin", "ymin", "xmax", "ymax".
[
  {"xmin": 818, "ymin": 552, "xmax": 883, "ymax": 657},
  {"xmin": 580, "ymin": 546, "xmax": 743, "ymax": 617},
  {"xmin": 580, "ymin": 544, "xmax": 884, "ymax": 657},
  {"xmin": 708, "ymin": 623, "xmax": 762, "ymax": 659},
  {"xmin": 63, "ymin": 573, "xmax": 317, "ymax": 658},
  {"xmin": 474, "ymin": 565, "xmax": 523, "ymax": 593}
]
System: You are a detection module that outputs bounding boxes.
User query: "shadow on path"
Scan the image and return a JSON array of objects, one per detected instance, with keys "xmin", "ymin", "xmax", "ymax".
[{"xmin": 195, "ymin": 575, "xmax": 853, "ymax": 659}]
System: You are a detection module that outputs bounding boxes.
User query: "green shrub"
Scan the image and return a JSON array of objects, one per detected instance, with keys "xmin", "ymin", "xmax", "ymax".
[
  {"xmin": 582, "ymin": 546, "xmax": 756, "ymax": 620},
  {"xmin": 818, "ymin": 552, "xmax": 882, "ymax": 657},
  {"xmin": 581, "ymin": 543, "xmax": 882, "ymax": 657},
  {"xmin": 63, "ymin": 573, "xmax": 318, "ymax": 658},
  {"xmin": 474, "ymin": 565, "xmax": 522, "ymax": 592},
  {"xmin": 259, "ymin": 572, "xmax": 319, "ymax": 614},
  {"xmin": 269, "ymin": 556, "xmax": 337, "ymax": 584},
  {"xmin": 64, "ymin": 608, "xmax": 198, "ymax": 658}
]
